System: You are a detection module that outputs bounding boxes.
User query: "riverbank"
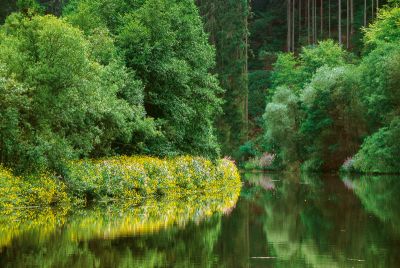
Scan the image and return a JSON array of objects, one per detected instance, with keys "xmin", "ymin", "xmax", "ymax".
[{"xmin": 0, "ymin": 156, "xmax": 241, "ymax": 211}]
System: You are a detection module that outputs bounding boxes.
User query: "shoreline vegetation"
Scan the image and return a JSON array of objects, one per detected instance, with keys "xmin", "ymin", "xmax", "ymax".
[
  {"xmin": 0, "ymin": 156, "xmax": 242, "ymax": 212},
  {"xmin": 0, "ymin": 3, "xmax": 244, "ymax": 253}
]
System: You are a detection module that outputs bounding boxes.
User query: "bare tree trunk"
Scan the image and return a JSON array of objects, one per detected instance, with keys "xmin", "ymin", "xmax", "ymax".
[
  {"xmin": 329, "ymin": 0, "xmax": 331, "ymax": 38},
  {"xmin": 372, "ymin": 0, "xmax": 374, "ymax": 19},
  {"xmin": 288, "ymin": 0, "xmax": 291, "ymax": 51},
  {"xmin": 364, "ymin": 0, "xmax": 367, "ymax": 27},
  {"xmin": 299, "ymin": 0, "xmax": 302, "ymax": 41},
  {"xmin": 308, "ymin": 0, "xmax": 311, "ymax": 44},
  {"xmin": 339, "ymin": 0, "xmax": 342, "ymax": 45},
  {"xmin": 377, "ymin": 0, "xmax": 379, "ymax": 16},
  {"xmin": 320, "ymin": 0, "xmax": 323, "ymax": 39},
  {"xmin": 245, "ymin": 8, "xmax": 249, "ymax": 139},
  {"xmin": 311, "ymin": 0, "xmax": 314, "ymax": 44},
  {"xmin": 315, "ymin": 0, "xmax": 317, "ymax": 43},
  {"xmin": 312, "ymin": 0, "xmax": 316, "ymax": 43},
  {"xmin": 346, "ymin": 0, "xmax": 349, "ymax": 49},
  {"xmin": 350, "ymin": 0, "xmax": 354, "ymax": 38},
  {"xmin": 292, "ymin": 0, "xmax": 295, "ymax": 51}
]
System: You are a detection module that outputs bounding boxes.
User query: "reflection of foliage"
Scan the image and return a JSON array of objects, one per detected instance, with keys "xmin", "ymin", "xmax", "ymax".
[
  {"xmin": 352, "ymin": 175, "xmax": 400, "ymax": 234},
  {"xmin": 0, "ymin": 188, "xmax": 239, "ymax": 267},
  {"xmin": 0, "ymin": 156, "xmax": 241, "ymax": 266},
  {"xmin": 0, "ymin": 207, "xmax": 70, "ymax": 249},
  {"xmin": 256, "ymin": 172, "xmax": 400, "ymax": 268}
]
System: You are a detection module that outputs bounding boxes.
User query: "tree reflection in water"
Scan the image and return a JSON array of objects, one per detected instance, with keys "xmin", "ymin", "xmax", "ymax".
[{"xmin": 2, "ymin": 173, "xmax": 400, "ymax": 267}]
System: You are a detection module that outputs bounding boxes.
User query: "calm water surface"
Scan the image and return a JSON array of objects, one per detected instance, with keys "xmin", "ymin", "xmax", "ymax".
[{"xmin": 1, "ymin": 172, "xmax": 400, "ymax": 267}]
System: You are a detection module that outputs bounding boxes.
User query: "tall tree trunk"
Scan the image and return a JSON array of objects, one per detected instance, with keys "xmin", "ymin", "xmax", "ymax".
[
  {"xmin": 364, "ymin": 0, "xmax": 367, "ymax": 27},
  {"xmin": 377, "ymin": 0, "xmax": 379, "ymax": 16},
  {"xmin": 299, "ymin": 0, "xmax": 302, "ymax": 42},
  {"xmin": 288, "ymin": 0, "xmax": 291, "ymax": 51},
  {"xmin": 292, "ymin": 0, "xmax": 295, "ymax": 51},
  {"xmin": 320, "ymin": 0, "xmax": 323, "ymax": 39},
  {"xmin": 329, "ymin": 0, "xmax": 331, "ymax": 38},
  {"xmin": 338, "ymin": 0, "xmax": 342, "ymax": 45},
  {"xmin": 311, "ymin": 0, "xmax": 314, "ymax": 44},
  {"xmin": 372, "ymin": 0, "xmax": 374, "ymax": 19},
  {"xmin": 308, "ymin": 0, "xmax": 311, "ymax": 44},
  {"xmin": 315, "ymin": 0, "xmax": 317, "ymax": 43},
  {"xmin": 245, "ymin": 6, "xmax": 249, "ymax": 140},
  {"xmin": 312, "ymin": 0, "xmax": 316, "ymax": 43},
  {"xmin": 350, "ymin": 0, "xmax": 354, "ymax": 39},
  {"xmin": 347, "ymin": 0, "xmax": 350, "ymax": 49}
]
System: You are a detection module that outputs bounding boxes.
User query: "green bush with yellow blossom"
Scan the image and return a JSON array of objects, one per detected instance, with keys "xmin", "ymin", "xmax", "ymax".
[
  {"xmin": 64, "ymin": 156, "xmax": 241, "ymax": 202},
  {"xmin": 1, "ymin": 156, "xmax": 241, "ymax": 209},
  {"xmin": 0, "ymin": 165, "xmax": 69, "ymax": 212}
]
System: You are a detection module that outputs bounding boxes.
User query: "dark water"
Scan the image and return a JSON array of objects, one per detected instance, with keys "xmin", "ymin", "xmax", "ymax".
[{"xmin": 1, "ymin": 172, "xmax": 400, "ymax": 267}]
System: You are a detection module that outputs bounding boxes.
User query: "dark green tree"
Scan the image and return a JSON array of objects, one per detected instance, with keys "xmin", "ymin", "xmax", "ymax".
[
  {"xmin": 196, "ymin": 0, "xmax": 250, "ymax": 157},
  {"xmin": 65, "ymin": 0, "xmax": 223, "ymax": 158},
  {"xmin": 0, "ymin": 13, "xmax": 149, "ymax": 172}
]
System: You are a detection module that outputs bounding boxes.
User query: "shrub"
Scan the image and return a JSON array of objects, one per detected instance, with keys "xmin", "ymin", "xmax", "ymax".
[
  {"xmin": 0, "ymin": 165, "xmax": 69, "ymax": 211},
  {"xmin": 353, "ymin": 118, "xmax": 400, "ymax": 174},
  {"xmin": 63, "ymin": 156, "xmax": 241, "ymax": 202},
  {"xmin": 340, "ymin": 157, "xmax": 357, "ymax": 173},
  {"xmin": 244, "ymin": 153, "xmax": 276, "ymax": 171}
]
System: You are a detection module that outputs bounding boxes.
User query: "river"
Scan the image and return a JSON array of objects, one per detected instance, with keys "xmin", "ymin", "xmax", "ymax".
[{"xmin": 1, "ymin": 172, "xmax": 400, "ymax": 267}]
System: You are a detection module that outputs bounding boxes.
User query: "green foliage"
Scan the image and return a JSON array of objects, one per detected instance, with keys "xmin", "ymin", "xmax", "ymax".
[
  {"xmin": 270, "ymin": 40, "xmax": 349, "ymax": 95},
  {"xmin": 64, "ymin": 155, "xmax": 241, "ymax": 202},
  {"xmin": 359, "ymin": 43, "xmax": 400, "ymax": 129},
  {"xmin": 260, "ymin": 5, "xmax": 400, "ymax": 174},
  {"xmin": 1, "ymin": 155, "xmax": 241, "ymax": 211},
  {"xmin": 300, "ymin": 66, "xmax": 366, "ymax": 170},
  {"xmin": 270, "ymin": 53, "xmax": 305, "ymax": 93},
  {"xmin": 264, "ymin": 86, "xmax": 302, "ymax": 166},
  {"xmin": 196, "ymin": 0, "xmax": 250, "ymax": 156},
  {"xmin": 16, "ymin": 0, "xmax": 43, "ymax": 15},
  {"xmin": 118, "ymin": 0, "xmax": 222, "ymax": 157},
  {"xmin": 65, "ymin": 0, "xmax": 223, "ymax": 158},
  {"xmin": 248, "ymin": 70, "xmax": 269, "ymax": 125},
  {"xmin": 64, "ymin": 0, "xmax": 142, "ymax": 33},
  {"xmin": 263, "ymin": 41, "xmax": 363, "ymax": 171},
  {"xmin": 364, "ymin": 6, "xmax": 400, "ymax": 51},
  {"xmin": 353, "ymin": 118, "xmax": 400, "ymax": 173},
  {"xmin": 0, "ymin": 165, "xmax": 69, "ymax": 211},
  {"xmin": 300, "ymin": 40, "xmax": 351, "ymax": 75},
  {"xmin": 0, "ymin": 14, "xmax": 151, "ymax": 173}
]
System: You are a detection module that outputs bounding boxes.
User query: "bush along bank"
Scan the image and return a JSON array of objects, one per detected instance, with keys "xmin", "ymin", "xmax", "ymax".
[
  {"xmin": 0, "ymin": 165, "xmax": 69, "ymax": 212},
  {"xmin": 0, "ymin": 156, "xmax": 242, "ymax": 209}
]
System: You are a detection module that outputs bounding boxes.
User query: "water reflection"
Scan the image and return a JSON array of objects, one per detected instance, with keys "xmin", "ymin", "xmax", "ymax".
[
  {"xmin": 0, "ymin": 190, "xmax": 239, "ymax": 268},
  {"xmin": 246, "ymin": 172, "xmax": 400, "ymax": 268},
  {"xmin": 350, "ymin": 175, "xmax": 400, "ymax": 233},
  {"xmin": 1, "ymin": 173, "xmax": 400, "ymax": 267}
]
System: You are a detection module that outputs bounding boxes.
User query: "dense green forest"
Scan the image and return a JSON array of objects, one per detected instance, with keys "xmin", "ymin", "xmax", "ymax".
[
  {"xmin": 244, "ymin": 0, "xmax": 400, "ymax": 173},
  {"xmin": 0, "ymin": 0, "xmax": 399, "ymax": 174}
]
